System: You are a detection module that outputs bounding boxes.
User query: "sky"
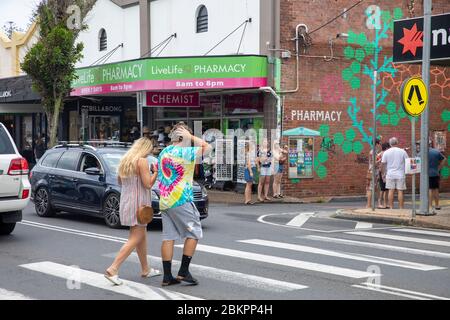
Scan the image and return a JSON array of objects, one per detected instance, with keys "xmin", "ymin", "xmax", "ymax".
[{"xmin": 0, "ymin": 0, "xmax": 39, "ymax": 33}]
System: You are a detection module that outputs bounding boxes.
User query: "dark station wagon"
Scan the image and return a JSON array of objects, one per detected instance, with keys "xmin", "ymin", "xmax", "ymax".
[{"xmin": 30, "ymin": 143, "xmax": 209, "ymax": 228}]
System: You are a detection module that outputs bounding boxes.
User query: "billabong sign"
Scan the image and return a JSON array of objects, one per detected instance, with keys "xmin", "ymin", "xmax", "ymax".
[
  {"xmin": 0, "ymin": 90, "xmax": 12, "ymax": 98},
  {"xmin": 393, "ymin": 13, "xmax": 450, "ymax": 64}
]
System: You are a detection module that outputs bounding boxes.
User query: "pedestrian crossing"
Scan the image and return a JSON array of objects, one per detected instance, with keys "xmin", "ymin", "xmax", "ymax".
[{"xmin": 6, "ymin": 221, "xmax": 450, "ymax": 300}]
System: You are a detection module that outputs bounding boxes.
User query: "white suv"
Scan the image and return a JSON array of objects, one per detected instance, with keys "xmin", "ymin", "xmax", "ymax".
[{"xmin": 0, "ymin": 122, "xmax": 31, "ymax": 235}]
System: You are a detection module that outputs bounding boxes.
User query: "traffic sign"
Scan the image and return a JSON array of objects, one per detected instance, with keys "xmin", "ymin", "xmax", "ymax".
[{"xmin": 400, "ymin": 77, "xmax": 428, "ymax": 117}]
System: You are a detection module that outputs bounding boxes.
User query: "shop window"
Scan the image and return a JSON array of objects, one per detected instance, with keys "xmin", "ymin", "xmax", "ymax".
[
  {"xmin": 196, "ymin": 5, "xmax": 208, "ymax": 33},
  {"xmin": 223, "ymin": 94, "xmax": 264, "ymax": 116},
  {"xmin": 99, "ymin": 28, "xmax": 107, "ymax": 51}
]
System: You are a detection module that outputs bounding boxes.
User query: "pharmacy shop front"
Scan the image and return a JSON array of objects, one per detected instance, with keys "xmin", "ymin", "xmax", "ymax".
[{"xmin": 70, "ymin": 55, "xmax": 276, "ymax": 136}]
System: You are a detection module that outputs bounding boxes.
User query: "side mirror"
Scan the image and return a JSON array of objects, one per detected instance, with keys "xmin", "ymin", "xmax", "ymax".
[{"xmin": 85, "ymin": 167, "xmax": 102, "ymax": 175}]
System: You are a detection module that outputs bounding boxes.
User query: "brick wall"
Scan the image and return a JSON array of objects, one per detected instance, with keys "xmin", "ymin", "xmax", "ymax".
[{"xmin": 279, "ymin": 0, "xmax": 450, "ymax": 197}]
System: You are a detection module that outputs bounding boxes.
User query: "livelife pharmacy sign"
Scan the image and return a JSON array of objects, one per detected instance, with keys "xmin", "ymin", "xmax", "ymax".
[{"xmin": 71, "ymin": 56, "xmax": 268, "ymax": 96}]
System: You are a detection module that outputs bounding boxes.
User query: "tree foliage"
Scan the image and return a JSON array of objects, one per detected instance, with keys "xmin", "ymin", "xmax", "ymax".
[{"xmin": 21, "ymin": 0, "xmax": 97, "ymax": 147}]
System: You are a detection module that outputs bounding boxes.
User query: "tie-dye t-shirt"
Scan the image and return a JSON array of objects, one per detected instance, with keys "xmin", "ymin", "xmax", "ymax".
[{"xmin": 158, "ymin": 145, "xmax": 200, "ymax": 210}]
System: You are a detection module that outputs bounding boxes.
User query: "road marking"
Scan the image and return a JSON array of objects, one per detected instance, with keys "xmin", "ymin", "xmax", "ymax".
[
  {"xmin": 19, "ymin": 220, "xmax": 127, "ymax": 243},
  {"xmin": 238, "ymin": 239, "xmax": 445, "ymax": 271},
  {"xmin": 286, "ymin": 213, "xmax": 314, "ymax": 227},
  {"xmin": 352, "ymin": 283, "xmax": 450, "ymax": 300},
  {"xmin": 103, "ymin": 252, "xmax": 308, "ymax": 293},
  {"xmin": 347, "ymin": 231, "xmax": 450, "ymax": 247},
  {"xmin": 20, "ymin": 262, "xmax": 200, "ymax": 300},
  {"xmin": 179, "ymin": 244, "xmax": 381, "ymax": 279},
  {"xmin": 302, "ymin": 235, "xmax": 450, "ymax": 259},
  {"xmin": 0, "ymin": 288, "xmax": 34, "ymax": 300},
  {"xmin": 355, "ymin": 222, "xmax": 373, "ymax": 229},
  {"xmin": 392, "ymin": 228, "xmax": 450, "ymax": 238}
]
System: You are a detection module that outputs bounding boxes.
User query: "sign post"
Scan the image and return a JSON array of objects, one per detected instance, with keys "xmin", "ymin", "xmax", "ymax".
[
  {"xmin": 419, "ymin": 0, "xmax": 432, "ymax": 216},
  {"xmin": 371, "ymin": 70, "xmax": 377, "ymax": 212}
]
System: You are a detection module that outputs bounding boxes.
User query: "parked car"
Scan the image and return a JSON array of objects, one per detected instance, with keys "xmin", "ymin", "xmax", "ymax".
[
  {"xmin": 30, "ymin": 143, "xmax": 209, "ymax": 228},
  {"xmin": 0, "ymin": 123, "xmax": 31, "ymax": 235}
]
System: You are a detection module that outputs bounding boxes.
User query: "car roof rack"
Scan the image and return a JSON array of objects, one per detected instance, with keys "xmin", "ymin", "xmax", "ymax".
[
  {"xmin": 53, "ymin": 141, "xmax": 132, "ymax": 150},
  {"xmin": 53, "ymin": 141, "xmax": 97, "ymax": 151}
]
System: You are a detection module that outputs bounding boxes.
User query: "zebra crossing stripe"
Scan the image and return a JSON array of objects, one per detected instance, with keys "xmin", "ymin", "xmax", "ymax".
[
  {"xmin": 392, "ymin": 228, "xmax": 450, "ymax": 238},
  {"xmin": 180, "ymin": 244, "xmax": 380, "ymax": 279},
  {"xmin": 346, "ymin": 231, "xmax": 450, "ymax": 247},
  {"xmin": 353, "ymin": 283, "xmax": 450, "ymax": 300},
  {"xmin": 103, "ymin": 252, "xmax": 308, "ymax": 293},
  {"xmin": 0, "ymin": 288, "xmax": 34, "ymax": 300},
  {"xmin": 286, "ymin": 213, "xmax": 314, "ymax": 227},
  {"xmin": 20, "ymin": 261, "xmax": 201, "ymax": 300},
  {"xmin": 239, "ymin": 239, "xmax": 445, "ymax": 271},
  {"xmin": 302, "ymin": 235, "xmax": 450, "ymax": 259}
]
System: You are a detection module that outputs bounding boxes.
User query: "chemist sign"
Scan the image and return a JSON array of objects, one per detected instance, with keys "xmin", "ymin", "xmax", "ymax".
[{"xmin": 400, "ymin": 77, "xmax": 428, "ymax": 117}]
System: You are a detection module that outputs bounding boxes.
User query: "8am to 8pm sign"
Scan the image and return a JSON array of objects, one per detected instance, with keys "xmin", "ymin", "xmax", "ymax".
[
  {"xmin": 146, "ymin": 92, "xmax": 199, "ymax": 107},
  {"xmin": 393, "ymin": 13, "xmax": 450, "ymax": 64}
]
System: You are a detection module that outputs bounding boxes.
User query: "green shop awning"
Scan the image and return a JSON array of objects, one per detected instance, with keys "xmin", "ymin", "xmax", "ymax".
[
  {"xmin": 282, "ymin": 127, "xmax": 320, "ymax": 137},
  {"xmin": 71, "ymin": 55, "xmax": 268, "ymax": 96}
]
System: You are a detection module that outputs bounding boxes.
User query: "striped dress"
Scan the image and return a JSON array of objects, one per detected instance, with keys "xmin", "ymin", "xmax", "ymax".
[{"xmin": 119, "ymin": 174, "xmax": 152, "ymax": 227}]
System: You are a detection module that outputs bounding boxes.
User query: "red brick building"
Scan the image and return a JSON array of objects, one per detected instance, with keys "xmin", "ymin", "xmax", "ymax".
[{"xmin": 278, "ymin": 0, "xmax": 450, "ymax": 197}]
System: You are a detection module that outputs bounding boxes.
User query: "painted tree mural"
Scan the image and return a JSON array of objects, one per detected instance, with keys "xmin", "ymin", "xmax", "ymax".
[{"xmin": 315, "ymin": 6, "xmax": 406, "ymax": 179}]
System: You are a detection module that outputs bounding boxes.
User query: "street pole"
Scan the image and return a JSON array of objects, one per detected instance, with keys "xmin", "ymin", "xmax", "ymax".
[
  {"xmin": 372, "ymin": 70, "xmax": 377, "ymax": 211},
  {"xmin": 419, "ymin": 0, "xmax": 432, "ymax": 215},
  {"xmin": 412, "ymin": 117, "xmax": 416, "ymax": 218}
]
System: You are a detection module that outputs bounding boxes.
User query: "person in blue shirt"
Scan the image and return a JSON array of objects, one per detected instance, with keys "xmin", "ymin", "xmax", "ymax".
[{"xmin": 429, "ymin": 142, "xmax": 446, "ymax": 212}]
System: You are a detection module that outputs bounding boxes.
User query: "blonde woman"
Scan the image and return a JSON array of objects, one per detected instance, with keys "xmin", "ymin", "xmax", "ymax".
[{"xmin": 105, "ymin": 137, "xmax": 160, "ymax": 285}]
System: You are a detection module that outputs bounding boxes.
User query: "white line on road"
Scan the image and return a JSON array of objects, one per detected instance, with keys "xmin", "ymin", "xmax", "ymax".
[
  {"xmin": 238, "ymin": 239, "xmax": 445, "ymax": 271},
  {"xmin": 355, "ymin": 222, "xmax": 373, "ymax": 229},
  {"xmin": 352, "ymin": 283, "xmax": 450, "ymax": 300},
  {"xmin": 302, "ymin": 235, "xmax": 450, "ymax": 259},
  {"xmin": 103, "ymin": 252, "xmax": 308, "ymax": 293},
  {"xmin": 286, "ymin": 213, "xmax": 315, "ymax": 227},
  {"xmin": 392, "ymin": 228, "xmax": 450, "ymax": 238},
  {"xmin": 0, "ymin": 288, "xmax": 34, "ymax": 300},
  {"xmin": 346, "ymin": 231, "xmax": 450, "ymax": 247},
  {"xmin": 180, "ymin": 244, "xmax": 381, "ymax": 279},
  {"xmin": 20, "ymin": 220, "xmax": 128, "ymax": 243},
  {"xmin": 20, "ymin": 262, "xmax": 201, "ymax": 300}
]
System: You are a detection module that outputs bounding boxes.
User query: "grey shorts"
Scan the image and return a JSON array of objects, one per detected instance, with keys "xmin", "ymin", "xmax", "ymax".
[
  {"xmin": 162, "ymin": 202, "xmax": 203, "ymax": 241},
  {"xmin": 386, "ymin": 178, "xmax": 406, "ymax": 190}
]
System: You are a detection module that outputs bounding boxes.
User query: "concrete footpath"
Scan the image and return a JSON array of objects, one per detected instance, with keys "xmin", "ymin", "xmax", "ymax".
[{"xmin": 334, "ymin": 205, "xmax": 450, "ymax": 231}]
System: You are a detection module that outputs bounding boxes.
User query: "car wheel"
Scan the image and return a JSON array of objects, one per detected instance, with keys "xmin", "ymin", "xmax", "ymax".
[
  {"xmin": 0, "ymin": 222, "xmax": 16, "ymax": 235},
  {"xmin": 103, "ymin": 193, "xmax": 121, "ymax": 229},
  {"xmin": 34, "ymin": 187, "xmax": 56, "ymax": 217}
]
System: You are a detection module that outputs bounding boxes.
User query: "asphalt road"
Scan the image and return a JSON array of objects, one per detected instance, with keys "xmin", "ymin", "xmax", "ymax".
[{"xmin": 1, "ymin": 200, "xmax": 450, "ymax": 300}]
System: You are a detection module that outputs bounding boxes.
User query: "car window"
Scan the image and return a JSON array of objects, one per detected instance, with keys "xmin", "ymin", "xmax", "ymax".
[
  {"xmin": 80, "ymin": 153, "xmax": 103, "ymax": 172},
  {"xmin": 102, "ymin": 153, "xmax": 125, "ymax": 174},
  {"xmin": 56, "ymin": 151, "xmax": 80, "ymax": 171},
  {"xmin": 41, "ymin": 152, "xmax": 62, "ymax": 168},
  {"xmin": 0, "ymin": 125, "xmax": 15, "ymax": 155}
]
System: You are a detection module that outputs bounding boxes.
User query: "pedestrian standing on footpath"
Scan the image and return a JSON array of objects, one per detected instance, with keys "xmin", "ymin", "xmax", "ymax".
[
  {"xmin": 105, "ymin": 137, "xmax": 160, "ymax": 285},
  {"xmin": 158, "ymin": 122, "xmax": 211, "ymax": 286},
  {"xmin": 377, "ymin": 142, "xmax": 390, "ymax": 209},
  {"xmin": 244, "ymin": 140, "xmax": 257, "ymax": 205},
  {"xmin": 272, "ymin": 141, "xmax": 288, "ymax": 199},
  {"xmin": 257, "ymin": 138, "xmax": 273, "ymax": 202},
  {"xmin": 381, "ymin": 137, "xmax": 409, "ymax": 209},
  {"xmin": 429, "ymin": 141, "xmax": 446, "ymax": 213},
  {"xmin": 366, "ymin": 138, "xmax": 381, "ymax": 208}
]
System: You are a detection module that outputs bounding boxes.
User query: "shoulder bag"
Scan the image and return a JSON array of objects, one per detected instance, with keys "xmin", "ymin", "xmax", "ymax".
[{"xmin": 136, "ymin": 160, "xmax": 153, "ymax": 225}]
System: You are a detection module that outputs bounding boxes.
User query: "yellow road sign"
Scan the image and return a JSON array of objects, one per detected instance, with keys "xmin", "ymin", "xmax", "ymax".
[{"xmin": 401, "ymin": 77, "xmax": 428, "ymax": 117}]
